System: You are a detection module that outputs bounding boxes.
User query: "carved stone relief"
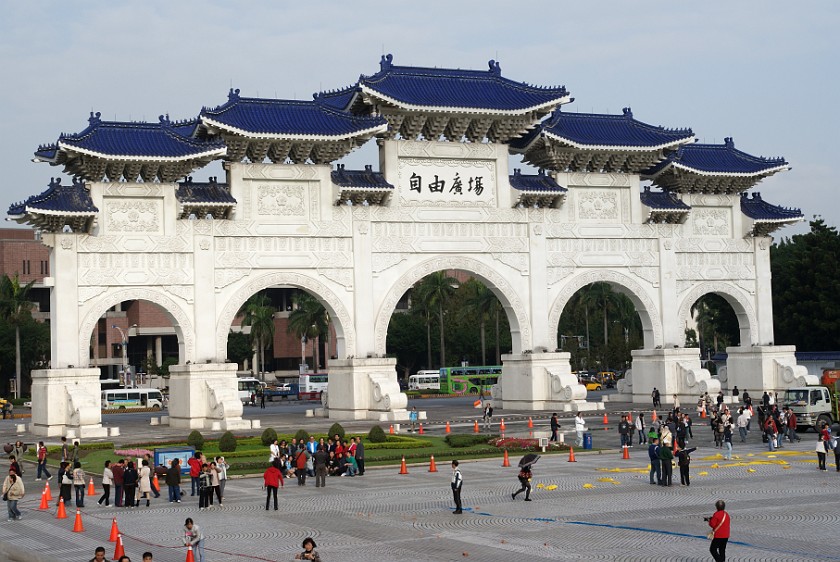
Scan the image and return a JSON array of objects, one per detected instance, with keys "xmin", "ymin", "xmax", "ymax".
[
  {"xmin": 257, "ymin": 184, "xmax": 306, "ymax": 216},
  {"xmin": 371, "ymin": 253, "xmax": 407, "ymax": 274},
  {"xmin": 691, "ymin": 208, "xmax": 731, "ymax": 237},
  {"xmin": 577, "ymin": 191, "xmax": 619, "ymax": 221},
  {"xmin": 105, "ymin": 199, "xmax": 161, "ymax": 233}
]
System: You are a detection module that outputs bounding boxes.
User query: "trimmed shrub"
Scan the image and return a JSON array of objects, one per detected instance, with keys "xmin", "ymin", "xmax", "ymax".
[
  {"xmin": 261, "ymin": 427, "xmax": 278, "ymax": 446},
  {"xmin": 219, "ymin": 431, "xmax": 237, "ymax": 453},
  {"xmin": 294, "ymin": 429, "xmax": 310, "ymax": 443},
  {"xmin": 368, "ymin": 425, "xmax": 387, "ymax": 443},
  {"xmin": 327, "ymin": 422, "xmax": 345, "ymax": 439},
  {"xmin": 445, "ymin": 434, "xmax": 494, "ymax": 448},
  {"xmin": 187, "ymin": 430, "xmax": 205, "ymax": 450}
]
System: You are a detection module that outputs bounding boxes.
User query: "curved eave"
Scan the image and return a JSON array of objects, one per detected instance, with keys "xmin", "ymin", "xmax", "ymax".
[
  {"xmin": 360, "ymin": 84, "xmax": 571, "ymax": 116},
  {"xmin": 752, "ymin": 216, "xmax": 803, "ymax": 224},
  {"xmin": 201, "ymin": 115, "xmax": 388, "ymax": 141},
  {"xmin": 543, "ymin": 131, "xmax": 695, "ymax": 152},
  {"xmin": 24, "ymin": 206, "xmax": 97, "ymax": 217},
  {"xmin": 57, "ymin": 141, "xmax": 227, "ymax": 162},
  {"xmin": 179, "ymin": 201, "xmax": 236, "ymax": 207},
  {"xmin": 671, "ymin": 162, "xmax": 790, "ymax": 178},
  {"xmin": 335, "ymin": 185, "xmax": 393, "ymax": 191}
]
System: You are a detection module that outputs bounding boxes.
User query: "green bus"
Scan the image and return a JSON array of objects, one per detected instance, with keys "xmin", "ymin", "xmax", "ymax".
[{"xmin": 439, "ymin": 366, "xmax": 502, "ymax": 395}]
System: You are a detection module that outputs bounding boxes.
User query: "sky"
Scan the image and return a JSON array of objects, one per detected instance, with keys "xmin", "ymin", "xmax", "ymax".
[{"xmin": 1, "ymin": 1, "xmax": 838, "ymax": 238}]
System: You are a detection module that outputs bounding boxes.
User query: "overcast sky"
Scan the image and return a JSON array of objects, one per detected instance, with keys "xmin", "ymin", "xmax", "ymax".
[{"xmin": 1, "ymin": 1, "xmax": 837, "ymax": 238}]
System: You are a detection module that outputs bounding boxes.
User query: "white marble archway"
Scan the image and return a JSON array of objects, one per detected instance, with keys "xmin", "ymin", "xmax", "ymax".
[{"xmin": 676, "ymin": 281, "xmax": 758, "ymax": 347}]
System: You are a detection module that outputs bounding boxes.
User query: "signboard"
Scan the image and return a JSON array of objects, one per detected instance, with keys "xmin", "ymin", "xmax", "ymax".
[
  {"xmin": 398, "ymin": 157, "xmax": 496, "ymax": 206},
  {"xmin": 154, "ymin": 446, "xmax": 194, "ymax": 475}
]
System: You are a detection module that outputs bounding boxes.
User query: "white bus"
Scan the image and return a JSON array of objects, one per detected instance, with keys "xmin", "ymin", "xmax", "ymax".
[
  {"xmin": 409, "ymin": 370, "xmax": 441, "ymax": 391},
  {"xmin": 238, "ymin": 377, "xmax": 262, "ymax": 405},
  {"xmin": 101, "ymin": 388, "xmax": 164, "ymax": 410},
  {"xmin": 298, "ymin": 374, "xmax": 328, "ymax": 398}
]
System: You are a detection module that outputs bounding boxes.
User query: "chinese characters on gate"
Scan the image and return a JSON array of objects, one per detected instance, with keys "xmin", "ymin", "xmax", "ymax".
[{"xmin": 410, "ymin": 172, "xmax": 484, "ymax": 196}]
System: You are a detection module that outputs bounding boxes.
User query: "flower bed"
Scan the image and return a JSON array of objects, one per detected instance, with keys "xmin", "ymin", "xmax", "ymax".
[{"xmin": 490, "ymin": 437, "xmax": 568, "ymax": 452}]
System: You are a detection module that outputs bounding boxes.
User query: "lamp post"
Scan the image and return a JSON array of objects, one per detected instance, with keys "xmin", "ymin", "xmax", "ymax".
[{"xmin": 112, "ymin": 324, "xmax": 137, "ymax": 388}]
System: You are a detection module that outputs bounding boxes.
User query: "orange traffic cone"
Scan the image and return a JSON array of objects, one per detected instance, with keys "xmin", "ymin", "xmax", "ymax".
[
  {"xmin": 87, "ymin": 477, "xmax": 96, "ymax": 496},
  {"xmin": 622, "ymin": 445, "xmax": 630, "ymax": 460},
  {"xmin": 445, "ymin": 421, "xmax": 451, "ymax": 434},
  {"xmin": 527, "ymin": 417, "xmax": 534, "ymax": 429},
  {"xmin": 44, "ymin": 481, "xmax": 53, "ymax": 501},
  {"xmin": 185, "ymin": 544, "xmax": 196, "ymax": 562},
  {"xmin": 38, "ymin": 490, "xmax": 49, "ymax": 510},
  {"xmin": 428, "ymin": 455, "xmax": 438, "ymax": 472},
  {"xmin": 499, "ymin": 419, "xmax": 506, "ymax": 433},
  {"xmin": 673, "ymin": 439, "xmax": 678, "ymax": 454},
  {"xmin": 568, "ymin": 447, "xmax": 577, "ymax": 462},
  {"xmin": 109, "ymin": 517, "xmax": 120, "ymax": 542},
  {"xmin": 603, "ymin": 413, "xmax": 609, "ymax": 425},
  {"xmin": 473, "ymin": 420, "xmax": 479, "ymax": 433},
  {"xmin": 399, "ymin": 456, "xmax": 409, "ymax": 475},
  {"xmin": 651, "ymin": 410, "xmax": 657, "ymax": 422},
  {"xmin": 56, "ymin": 497, "xmax": 68, "ymax": 519},
  {"xmin": 418, "ymin": 423, "xmax": 424, "ymax": 434},
  {"xmin": 73, "ymin": 508, "xmax": 85, "ymax": 532},
  {"xmin": 113, "ymin": 534, "xmax": 125, "ymax": 560},
  {"xmin": 700, "ymin": 408, "xmax": 707, "ymax": 419},
  {"xmin": 502, "ymin": 449, "xmax": 511, "ymax": 467},
  {"xmin": 153, "ymin": 472, "xmax": 160, "ymax": 492},
  {"xmin": 389, "ymin": 424, "xmax": 395, "ymax": 435}
]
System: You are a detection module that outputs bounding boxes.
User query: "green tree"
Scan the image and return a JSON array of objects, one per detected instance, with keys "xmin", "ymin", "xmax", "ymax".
[
  {"xmin": 226, "ymin": 330, "xmax": 253, "ymax": 370},
  {"xmin": 463, "ymin": 280, "xmax": 499, "ymax": 365},
  {"xmin": 0, "ymin": 274, "xmax": 35, "ymax": 397},
  {"xmin": 287, "ymin": 292, "xmax": 329, "ymax": 372},
  {"xmin": 239, "ymin": 293, "xmax": 275, "ymax": 381},
  {"xmin": 414, "ymin": 271, "xmax": 457, "ymax": 368},
  {"xmin": 386, "ymin": 311, "xmax": 427, "ymax": 377}
]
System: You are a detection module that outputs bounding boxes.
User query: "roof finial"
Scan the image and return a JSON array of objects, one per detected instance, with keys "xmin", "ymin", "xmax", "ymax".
[
  {"xmin": 622, "ymin": 107, "xmax": 633, "ymax": 118},
  {"xmin": 88, "ymin": 111, "xmax": 101, "ymax": 125},
  {"xmin": 49, "ymin": 177, "xmax": 61, "ymax": 189},
  {"xmin": 488, "ymin": 59, "xmax": 501, "ymax": 75},
  {"xmin": 228, "ymin": 88, "xmax": 241, "ymax": 101},
  {"xmin": 380, "ymin": 54, "xmax": 393, "ymax": 71},
  {"xmin": 724, "ymin": 137, "xmax": 734, "ymax": 148},
  {"xmin": 158, "ymin": 114, "xmax": 171, "ymax": 126}
]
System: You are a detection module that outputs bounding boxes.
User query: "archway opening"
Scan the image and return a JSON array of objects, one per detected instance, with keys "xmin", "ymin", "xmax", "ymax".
[
  {"xmin": 557, "ymin": 282, "xmax": 644, "ymax": 380},
  {"xmin": 385, "ymin": 270, "xmax": 512, "ymax": 389},
  {"xmin": 684, "ymin": 293, "xmax": 740, "ymax": 374},
  {"xmin": 228, "ymin": 287, "xmax": 337, "ymax": 384}
]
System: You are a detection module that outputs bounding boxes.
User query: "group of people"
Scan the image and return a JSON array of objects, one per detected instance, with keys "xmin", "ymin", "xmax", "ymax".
[{"xmin": 184, "ymin": 452, "xmax": 230, "ymax": 510}]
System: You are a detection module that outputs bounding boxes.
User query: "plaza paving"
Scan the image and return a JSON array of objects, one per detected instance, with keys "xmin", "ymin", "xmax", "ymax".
[{"xmin": 0, "ymin": 429, "xmax": 838, "ymax": 561}]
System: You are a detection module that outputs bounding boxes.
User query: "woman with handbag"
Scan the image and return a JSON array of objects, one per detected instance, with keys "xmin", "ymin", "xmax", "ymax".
[
  {"xmin": 2, "ymin": 471, "xmax": 24, "ymax": 521},
  {"xmin": 816, "ymin": 434, "xmax": 828, "ymax": 471},
  {"xmin": 706, "ymin": 499, "xmax": 730, "ymax": 562}
]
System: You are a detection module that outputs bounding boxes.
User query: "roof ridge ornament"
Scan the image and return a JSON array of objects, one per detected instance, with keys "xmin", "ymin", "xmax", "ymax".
[
  {"xmin": 159, "ymin": 114, "xmax": 171, "ymax": 126},
  {"xmin": 724, "ymin": 137, "xmax": 734, "ymax": 148},
  {"xmin": 380, "ymin": 54, "xmax": 393, "ymax": 71},
  {"xmin": 228, "ymin": 88, "xmax": 241, "ymax": 101},
  {"xmin": 88, "ymin": 111, "xmax": 102, "ymax": 125},
  {"xmin": 488, "ymin": 59, "xmax": 501, "ymax": 75},
  {"xmin": 622, "ymin": 107, "xmax": 633, "ymax": 118}
]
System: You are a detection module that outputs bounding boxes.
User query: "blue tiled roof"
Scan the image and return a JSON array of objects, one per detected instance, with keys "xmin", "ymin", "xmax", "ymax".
[
  {"xmin": 640, "ymin": 186, "xmax": 690, "ymax": 210},
  {"xmin": 357, "ymin": 54, "xmax": 569, "ymax": 112},
  {"xmin": 316, "ymin": 86, "xmax": 360, "ymax": 111},
  {"xmin": 512, "ymin": 108, "xmax": 693, "ymax": 150},
  {"xmin": 8, "ymin": 178, "xmax": 97, "ymax": 216},
  {"xmin": 200, "ymin": 89, "xmax": 387, "ymax": 138},
  {"xmin": 36, "ymin": 113, "xmax": 225, "ymax": 160},
  {"xmin": 176, "ymin": 177, "xmax": 236, "ymax": 205},
  {"xmin": 644, "ymin": 137, "xmax": 788, "ymax": 177},
  {"xmin": 331, "ymin": 165, "xmax": 393, "ymax": 189},
  {"xmin": 509, "ymin": 169, "xmax": 566, "ymax": 192},
  {"xmin": 740, "ymin": 192, "xmax": 803, "ymax": 221}
]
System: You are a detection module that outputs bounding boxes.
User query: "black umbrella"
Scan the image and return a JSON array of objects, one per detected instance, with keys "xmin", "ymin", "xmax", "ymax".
[{"xmin": 518, "ymin": 453, "xmax": 541, "ymax": 468}]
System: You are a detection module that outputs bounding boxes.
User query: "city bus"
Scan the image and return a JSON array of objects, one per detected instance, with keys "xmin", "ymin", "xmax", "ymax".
[
  {"xmin": 101, "ymin": 388, "xmax": 164, "ymax": 410},
  {"xmin": 237, "ymin": 377, "xmax": 262, "ymax": 405},
  {"xmin": 298, "ymin": 373, "xmax": 328, "ymax": 399},
  {"xmin": 408, "ymin": 370, "xmax": 441, "ymax": 391},
  {"xmin": 439, "ymin": 366, "xmax": 502, "ymax": 395}
]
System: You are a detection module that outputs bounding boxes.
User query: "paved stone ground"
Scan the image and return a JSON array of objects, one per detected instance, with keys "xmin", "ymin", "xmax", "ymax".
[{"xmin": 0, "ymin": 433, "xmax": 838, "ymax": 561}]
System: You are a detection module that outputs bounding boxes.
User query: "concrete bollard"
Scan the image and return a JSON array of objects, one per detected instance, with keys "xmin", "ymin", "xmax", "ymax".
[
  {"xmin": 108, "ymin": 427, "xmax": 120, "ymax": 437},
  {"xmin": 210, "ymin": 421, "xmax": 222, "ymax": 431},
  {"xmin": 305, "ymin": 409, "xmax": 314, "ymax": 418},
  {"xmin": 251, "ymin": 420, "xmax": 261, "ymax": 429},
  {"xmin": 15, "ymin": 424, "xmax": 26, "ymax": 433},
  {"xmin": 150, "ymin": 418, "xmax": 160, "ymax": 426}
]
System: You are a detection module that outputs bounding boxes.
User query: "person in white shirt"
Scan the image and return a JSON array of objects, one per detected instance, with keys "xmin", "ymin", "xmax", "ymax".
[
  {"xmin": 450, "ymin": 460, "xmax": 463, "ymax": 514},
  {"xmin": 575, "ymin": 412, "xmax": 587, "ymax": 447},
  {"xmin": 635, "ymin": 413, "xmax": 647, "ymax": 444},
  {"xmin": 269, "ymin": 440, "xmax": 280, "ymax": 463}
]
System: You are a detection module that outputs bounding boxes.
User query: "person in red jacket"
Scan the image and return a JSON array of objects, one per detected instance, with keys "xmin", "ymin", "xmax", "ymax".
[
  {"xmin": 188, "ymin": 452, "xmax": 203, "ymax": 497},
  {"xmin": 706, "ymin": 499, "xmax": 730, "ymax": 562},
  {"xmin": 263, "ymin": 460, "xmax": 283, "ymax": 510}
]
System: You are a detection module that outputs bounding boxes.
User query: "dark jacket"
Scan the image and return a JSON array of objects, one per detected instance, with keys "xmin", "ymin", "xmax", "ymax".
[
  {"xmin": 314, "ymin": 450, "xmax": 329, "ymax": 469},
  {"xmin": 123, "ymin": 467, "xmax": 138, "ymax": 487},
  {"xmin": 165, "ymin": 463, "xmax": 181, "ymax": 486}
]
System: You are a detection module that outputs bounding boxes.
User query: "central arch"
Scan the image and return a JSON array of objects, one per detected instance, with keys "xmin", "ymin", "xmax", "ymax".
[
  {"xmin": 548, "ymin": 270, "xmax": 663, "ymax": 350},
  {"xmin": 216, "ymin": 271, "xmax": 356, "ymax": 360},
  {"xmin": 373, "ymin": 255, "xmax": 532, "ymax": 356},
  {"xmin": 676, "ymin": 281, "xmax": 758, "ymax": 347}
]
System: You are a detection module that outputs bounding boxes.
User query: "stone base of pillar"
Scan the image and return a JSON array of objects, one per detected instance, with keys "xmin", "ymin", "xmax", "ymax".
[
  {"xmin": 167, "ymin": 363, "xmax": 255, "ymax": 430},
  {"xmin": 628, "ymin": 348, "xmax": 721, "ymax": 406},
  {"xmin": 495, "ymin": 352, "xmax": 603, "ymax": 411},
  {"xmin": 325, "ymin": 357, "xmax": 408, "ymax": 421},
  {"xmin": 724, "ymin": 345, "xmax": 817, "ymax": 394},
  {"xmin": 29, "ymin": 368, "xmax": 110, "ymax": 438}
]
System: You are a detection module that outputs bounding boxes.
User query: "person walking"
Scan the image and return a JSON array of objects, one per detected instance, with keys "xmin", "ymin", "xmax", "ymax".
[
  {"xmin": 723, "ymin": 423, "xmax": 733, "ymax": 460},
  {"xmin": 511, "ymin": 464, "xmax": 532, "ymax": 501},
  {"xmin": 575, "ymin": 412, "xmax": 586, "ymax": 447},
  {"xmin": 706, "ymin": 500, "xmax": 730, "ymax": 562},
  {"xmin": 2, "ymin": 471, "xmax": 24, "ymax": 521},
  {"xmin": 72, "ymin": 461, "xmax": 86, "ymax": 508},
  {"xmin": 548, "ymin": 413, "xmax": 560, "ymax": 442},
  {"xmin": 635, "ymin": 413, "xmax": 646, "ymax": 445},
  {"xmin": 98, "ymin": 460, "xmax": 113, "ymax": 507},
  {"xmin": 122, "ymin": 462, "xmax": 138, "ymax": 509},
  {"xmin": 816, "ymin": 434, "xmax": 828, "ymax": 471},
  {"xmin": 264, "ymin": 460, "xmax": 282, "ymax": 510},
  {"xmin": 313, "ymin": 445, "xmax": 328, "ymax": 488},
  {"xmin": 450, "ymin": 460, "xmax": 463, "ymax": 514},
  {"xmin": 35, "ymin": 442, "xmax": 51, "ymax": 481},
  {"xmin": 165, "ymin": 458, "xmax": 182, "ymax": 503},
  {"xmin": 183, "ymin": 518, "xmax": 205, "ymax": 562},
  {"xmin": 675, "ymin": 445, "xmax": 696, "ymax": 486},
  {"xmin": 764, "ymin": 417, "xmax": 778, "ymax": 452},
  {"xmin": 355, "ymin": 436, "xmax": 365, "ymax": 476},
  {"xmin": 651, "ymin": 387, "xmax": 660, "ymax": 408}
]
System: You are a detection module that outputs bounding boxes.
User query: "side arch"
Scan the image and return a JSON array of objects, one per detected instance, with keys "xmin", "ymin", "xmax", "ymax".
[
  {"xmin": 78, "ymin": 288, "xmax": 195, "ymax": 367},
  {"xmin": 216, "ymin": 271, "xmax": 356, "ymax": 360},
  {"xmin": 548, "ymin": 270, "xmax": 663, "ymax": 350},
  {"xmin": 676, "ymin": 281, "xmax": 758, "ymax": 347},
  {"xmin": 373, "ymin": 255, "xmax": 532, "ymax": 356}
]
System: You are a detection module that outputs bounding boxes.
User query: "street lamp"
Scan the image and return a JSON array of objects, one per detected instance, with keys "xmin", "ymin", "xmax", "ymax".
[{"xmin": 112, "ymin": 324, "xmax": 137, "ymax": 388}]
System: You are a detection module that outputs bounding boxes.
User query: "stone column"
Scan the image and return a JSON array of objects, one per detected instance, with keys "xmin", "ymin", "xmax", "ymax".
[
  {"xmin": 326, "ymin": 358, "xmax": 408, "ymax": 421},
  {"xmin": 498, "ymin": 352, "xmax": 601, "ymax": 412},
  {"xmin": 30, "ymin": 368, "xmax": 108, "ymax": 438},
  {"xmin": 155, "ymin": 336, "xmax": 163, "ymax": 367},
  {"xmin": 167, "ymin": 363, "xmax": 250, "ymax": 430},
  {"xmin": 628, "ymin": 348, "xmax": 719, "ymax": 406},
  {"xmin": 725, "ymin": 345, "xmax": 817, "ymax": 394}
]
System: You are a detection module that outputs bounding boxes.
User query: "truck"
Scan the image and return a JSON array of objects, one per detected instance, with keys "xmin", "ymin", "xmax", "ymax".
[
  {"xmin": 262, "ymin": 383, "xmax": 300, "ymax": 401},
  {"xmin": 782, "ymin": 385, "xmax": 840, "ymax": 431}
]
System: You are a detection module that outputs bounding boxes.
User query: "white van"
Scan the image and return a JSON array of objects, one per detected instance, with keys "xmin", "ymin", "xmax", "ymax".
[{"xmin": 101, "ymin": 388, "xmax": 164, "ymax": 410}]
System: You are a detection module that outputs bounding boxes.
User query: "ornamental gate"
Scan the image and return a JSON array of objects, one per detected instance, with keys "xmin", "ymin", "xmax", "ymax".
[{"xmin": 10, "ymin": 56, "xmax": 813, "ymax": 437}]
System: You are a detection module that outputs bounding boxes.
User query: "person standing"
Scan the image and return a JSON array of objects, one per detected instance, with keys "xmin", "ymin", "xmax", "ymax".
[
  {"xmin": 198, "ymin": 464, "xmax": 213, "ymax": 509},
  {"xmin": 111, "ymin": 459, "xmax": 125, "ymax": 508},
  {"xmin": 36, "ymin": 441, "xmax": 52, "ymax": 481},
  {"xmin": 2, "ymin": 471, "xmax": 24, "ymax": 521},
  {"xmin": 635, "ymin": 413, "xmax": 647, "ymax": 445},
  {"xmin": 816, "ymin": 434, "xmax": 828, "ymax": 471},
  {"xmin": 785, "ymin": 407, "xmax": 800, "ymax": 443},
  {"xmin": 188, "ymin": 452, "xmax": 202, "ymax": 497},
  {"xmin": 294, "ymin": 445, "xmax": 309, "ymax": 486},
  {"xmin": 138, "ymin": 460, "xmax": 153, "ymax": 507},
  {"xmin": 215, "ymin": 457, "xmax": 229, "ymax": 500},
  {"xmin": 675, "ymin": 445, "xmax": 696, "ymax": 486},
  {"xmin": 122, "ymin": 462, "xmax": 138, "ymax": 509},
  {"xmin": 12, "ymin": 442, "xmax": 25, "ymax": 475},
  {"xmin": 98, "ymin": 460, "xmax": 113, "ymax": 507},
  {"xmin": 764, "ymin": 417, "xmax": 778, "ymax": 452},
  {"xmin": 209, "ymin": 461, "xmax": 222, "ymax": 506},
  {"xmin": 58, "ymin": 462, "xmax": 72, "ymax": 506},
  {"xmin": 72, "ymin": 462, "xmax": 86, "ymax": 508},
  {"xmin": 60, "ymin": 437, "xmax": 69, "ymax": 464},
  {"xmin": 183, "ymin": 518, "xmax": 205, "ymax": 562},
  {"xmin": 71, "ymin": 441, "xmax": 80, "ymax": 465},
  {"xmin": 575, "ymin": 412, "xmax": 586, "ymax": 447},
  {"xmin": 618, "ymin": 415, "xmax": 630, "ymax": 447},
  {"xmin": 313, "ymin": 445, "xmax": 328, "ymax": 488},
  {"xmin": 409, "ymin": 406, "xmax": 419, "ymax": 433},
  {"xmin": 651, "ymin": 388, "xmax": 660, "ymax": 408},
  {"xmin": 648, "ymin": 438, "xmax": 661, "ymax": 485},
  {"xmin": 658, "ymin": 440, "xmax": 673, "ymax": 486},
  {"xmin": 450, "ymin": 460, "xmax": 463, "ymax": 514},
  {"xmin": 165, "ymin": 458, "xmax": 182, "ymax": 503},
  {"xmin": 263, "ymin": 461, "xmax": 282, "ymax": 510},
  {"xmin": 294, "ymin": 537, "xmax": 320, "ymax": 561},
  {"xmin": 143, "ymin": 454, "xmax": 161, "ymax": 499},
  {"xmin": 550, "ymin": 413, "xmax": 560, "ymax": 442},
  {"xmin": 355, "ymin": 437, "xmax": 365, "ymax": 476},
  {"xmin": 706, "ymin": 500, "xmax": 730, "ymax": 562},
  {"xmin": 723, "ymin": 423, "xmax": 733, "ymax": 461},
  {"xmin": 511, "ymin": 464, "xmax": 532, "ymax": 501}
]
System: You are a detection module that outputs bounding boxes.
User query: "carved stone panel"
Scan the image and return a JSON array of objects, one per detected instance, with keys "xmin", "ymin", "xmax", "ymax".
[
  {"xmin": 397, "ymin": 157, "xmax": 497, "ymax": 207},
  {"xmin": 104, "ymin": 199, "xmax": 162, "ymax": 234},
  {"xmin": 576, "ymin": 190, "xmax": 620, "ymax": 222},
  {"xmin": 256, "ymin": 184, "xmax": 306, "ymax": 217},
  {"xmin": 691, "ymin": 208, "xmax": 731, "ymax": 237}
]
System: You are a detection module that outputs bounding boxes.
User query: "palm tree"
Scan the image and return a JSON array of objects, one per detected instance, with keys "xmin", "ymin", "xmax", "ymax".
[
  {"xmin": 0, "ymin": 274, "xmax": 35, "ymax": 398},
  {"xmin": 580, "ymin": 283, "xmax": 619, "ymax": 347},
  {"xmin": 463, "ymin": 280, "xmax": 498, "ymax": 365},
  {"xmin": 287, "ymin": 292, "xmax": 330, "ymax": 372},
  {"xmin": 239, "ymin": 293, "xmax": 275, "ymax": 381},
  {"xmin": 415, "ymin": 271, "xmax": 458, "ymax": 368}
]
